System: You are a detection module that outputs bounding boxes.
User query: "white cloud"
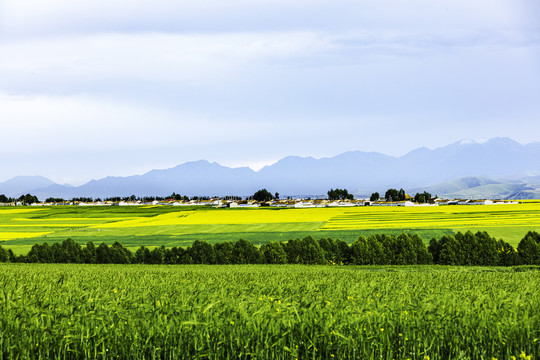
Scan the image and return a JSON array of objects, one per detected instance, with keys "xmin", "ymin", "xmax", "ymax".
[{"xmin": 0, "ymin": 0, "xmax": 539, "ymax": 184}]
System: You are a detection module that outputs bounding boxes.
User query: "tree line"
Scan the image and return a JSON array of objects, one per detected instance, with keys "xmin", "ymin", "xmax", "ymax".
[
  {"xmin": 1, "ymin": 231, "xmax": 539, "ymax": 266},
  {"xmin": 369, "ymin": 189, "xmax": 434, "ymax": 203}
]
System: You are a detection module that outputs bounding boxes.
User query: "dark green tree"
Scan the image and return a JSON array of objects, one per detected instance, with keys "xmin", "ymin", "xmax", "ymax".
[
  {"xmin": 0, "ymin": 245, "xmax": 8, "ymax": 262},
  {"xmin": 82, "ymin": 241, "xmax": 97, "ymax": 263},
  {"xmin": 475, "ymin": 231, "xmax": 499, "ymax": 266},
  {"xmin": 351, "ymin": 236, "xmax": 370, "ymax": 265},
  {"xmin": 327, "ymin": 189, "xmax": 353, "ymax": 200},
  {"xmin": 497, "ymin": 239, "xmax": 520, "ymax": 266},
  {"xmin": 298, "ymin": 236, "xmax": 326, "ymax": 265},
  {"xmin": 232, "ymin": 239, "xmax": 262, "ymax": 264},
  {"xmin": 517, "ymin": 231, "xmax": 540, "ymax": 265},
  {"xmin": 253, "ymin": 189, "xmax": 274, "ymax": 202},
  {"xmin": 260, "ymin": 242, "xmax": 287, "ymax": 264},
  {"xmin": 410, "ymin": 233, "xmax": 432, "ymax": 264},
  {"xmin": 110, "ymin": 242, "xmax": 132, "ymax": 264},
  {"xmin": 370, "ymin": 192, "xmax": 380, "ymax": 201},
  {"xmin": 135, "ymin": 246, "xmax": 152, "ymax": 264},
  {"xmin": 414, "ymin": 191, "xmax": 432, "ymax": 203},
  {"xmin": 394, "ymin": 233, "xmax": 417, "ymax": 265},
  {"xmin": 170, "ymin": 246, "xmax": 186, "ymax": 264},
  {"xmin": 96, "ymin": 243, "xmax": 112, "ymax": 264},
  {"xmin": 284, "ymin": 238, "xmax": 302, "ymax": 264},
  {"xmin": 60, "ymin": 238, "xmax": 82, "ymax": 263},
  {"xmin": 428, "ymin": 238, "xmax": 442, "ymax": 264},
  {"xmin": 438, "ymin": 235, "xmax": 461, "ymax": 265},
  {"xmin": 214, "ymin": 241, "xmax": 234, "ymax": 264},
  {"xmin": 385, "ymin": 188, "xmax": 406, "ymax": 201},
  {"xmin": 18, "ymin": 194, "xmax": 39, "ymax": 205},
  {"xmin": 188, "ymin": 240, "xmax": 216, "ymax": 264}
]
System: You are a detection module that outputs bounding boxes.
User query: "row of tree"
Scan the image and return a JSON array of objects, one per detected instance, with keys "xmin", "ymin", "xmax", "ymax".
[
  {"xmin": 1, "ymin": 231, "xmax": 539, "ymax": 266},
  {"xmin": 327, "ymin": 189, "xmax": 354, "ymax": 200},
  {"xmin": 0, "ymin": 194, "xmax": 39, "ymax": 205},
  {"xmin": 369, "ymin": 189, "xmax": 433, "ymax": 203}
]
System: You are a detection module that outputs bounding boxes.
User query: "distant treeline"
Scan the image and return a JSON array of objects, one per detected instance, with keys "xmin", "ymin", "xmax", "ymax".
[
  {"xmin": 0, "ymin": 231, "xmax": 540, "ymax": 266},
  {"xmin": 1, "ymin": 231, "xmax": 540, "ymax": 266}
]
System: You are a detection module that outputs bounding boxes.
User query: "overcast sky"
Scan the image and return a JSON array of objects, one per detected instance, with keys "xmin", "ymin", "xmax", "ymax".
[{"xmin": 1, "ymin": 0, "xmax": 539, "ymax": 185}]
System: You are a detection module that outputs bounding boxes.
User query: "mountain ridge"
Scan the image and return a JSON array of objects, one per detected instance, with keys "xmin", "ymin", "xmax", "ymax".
[{"xmin": 2, "ymin": 137, "xmax": 540, "ymax": 199}]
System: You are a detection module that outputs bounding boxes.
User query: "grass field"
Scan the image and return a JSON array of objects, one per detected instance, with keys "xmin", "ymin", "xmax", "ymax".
[
  {"xmin": 0, "ymin": 263, "xmax": 538, "ymax": 359},
  {"xmin": 1, "ymin": 202, "xmax": 540, "ymax": 254}
]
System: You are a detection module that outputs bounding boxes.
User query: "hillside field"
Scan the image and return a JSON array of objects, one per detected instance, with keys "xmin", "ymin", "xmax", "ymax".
[{"xmin": 1, "ymin": 202, "xmax": 539, "ymax": 254}]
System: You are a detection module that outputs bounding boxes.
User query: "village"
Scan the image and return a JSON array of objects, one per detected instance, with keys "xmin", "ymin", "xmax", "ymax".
[{"xmin": 6, "ymin": 196, "xmax": 518, "ymax": 207}]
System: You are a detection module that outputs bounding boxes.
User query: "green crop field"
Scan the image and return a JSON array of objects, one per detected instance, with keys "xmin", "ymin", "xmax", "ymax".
[
  {"xmin": 1, "ymin": 202, "xmax": 540, "ymax": 254},
  {"xmin": 0, "ymin": 263, "xmax": 538, "ymax": 359}
]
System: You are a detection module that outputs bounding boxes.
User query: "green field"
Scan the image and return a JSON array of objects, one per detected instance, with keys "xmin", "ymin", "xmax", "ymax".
[
  {"xmin": 0, "ymin": 263, "xmax": 538, "ymax": 359},
  {"xmin": 1, "ymin": 203, "xmax": 540, "ymax": 254}
]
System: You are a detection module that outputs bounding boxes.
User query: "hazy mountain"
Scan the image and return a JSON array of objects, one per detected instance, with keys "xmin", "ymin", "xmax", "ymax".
[
  {"xmin": 0, "ymin": 176, "xmax": 57, "ymax": 197},
  {"xmin": 408, "ymin": 176, "xmax": 540, "ymax": 200},
  {"xmin": 7, "ymin": 137, "xmax": 540, "ymax": 199}
]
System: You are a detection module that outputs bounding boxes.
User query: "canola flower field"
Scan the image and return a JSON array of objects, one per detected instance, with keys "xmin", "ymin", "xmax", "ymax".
[
  {"xmin": 0, "ymin": 263, "xmax": 538, "ymax": 359},
  {"xmin": 1, "ymin": 202, "xmax": 540, "ymax": 254}
]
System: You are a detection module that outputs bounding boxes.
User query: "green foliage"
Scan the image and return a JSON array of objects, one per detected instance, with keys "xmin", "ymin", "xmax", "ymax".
[
  {"xmin": 517, "ymin": 231, "xmax": 540, "ymax": 265},
  {"xmin": 369, "ymin": 192, "xmax": 379, "ymax": 201},
  {"xmin": 232, "ymin": 238, "xmax": 262, "ymax": 264},
  {"xmin": 384, "ymin": 188, "xmax": 406, "ymax": 201},
  {"xmin": 327, "ymin": 188, "xmax": 353, "ymax": 200},
  {"xmin": 0, "ymin": 194, "xmax": 13, "ymax": 203},
  {"xmin": 214, "ymin": 241, "xmax": 234, "ymax": 264},
  {"xmin": 18, "ymin": 193, "xmax": 39, "ymax": 205},
  {"xmin": 3, "ymin": 230, "xmax": 540, "ymax": 267},
  {"xmin": 414, "ymin": 191, "xmax": 432, "ymax": 203},
  {"xmin": 260, "ymin": 242, "xmax": 287, "ymax": 264},
  {"xmin": 0, "ymin": 245, "xmax": 8, "ymax": 262},
  {"xmin": 252, "ymin": 189, "xmax": 274, "ymax": 202}
]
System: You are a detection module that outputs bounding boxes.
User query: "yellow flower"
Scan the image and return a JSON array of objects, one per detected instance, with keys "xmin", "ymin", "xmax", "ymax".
[
  {"xmin": 229, "ymin": 321, "xmax": 234, "ymax": 325},
  {"xmin": 424, "ymin": 356, "xmax": 430, "ymax": 360},
  {"xmin": 380, "ymin": 328, "xmax": 384, "ymax": 332}
]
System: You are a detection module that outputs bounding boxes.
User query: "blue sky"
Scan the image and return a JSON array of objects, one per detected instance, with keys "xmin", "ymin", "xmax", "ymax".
[{"xmin": 1, "ymin": 0, "xmax": 539, "ymax": 185}]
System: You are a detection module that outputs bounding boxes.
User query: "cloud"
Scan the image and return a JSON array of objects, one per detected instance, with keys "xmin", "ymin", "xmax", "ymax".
[
  {"xmin": 2, "ymin": 0, "xmax": 538, "ymax": 38},
  {"xmin": 0, "ymin": 0, "xmax": 539, "ymax": 184}
]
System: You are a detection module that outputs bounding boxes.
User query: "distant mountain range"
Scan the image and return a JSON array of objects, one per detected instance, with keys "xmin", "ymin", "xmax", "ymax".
[{"xmin": 2, "ymin": 137, "xmax": 540, "ymax": 199}]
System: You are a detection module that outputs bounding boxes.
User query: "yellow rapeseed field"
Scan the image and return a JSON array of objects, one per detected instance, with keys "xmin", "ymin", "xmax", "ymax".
[
  {"xmin": 320, "ymin": 203, "xmax": 540, "ymax": 230},
  {"xmin": 0, "ymin": 231, "xmax": 52, "ymax": 241},
  {"xmin": 93, "ymin": 208, "xmax": 338, "ymax": 228}
]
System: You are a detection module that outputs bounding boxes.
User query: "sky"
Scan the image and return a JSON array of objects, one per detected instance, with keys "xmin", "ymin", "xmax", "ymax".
[{"xmin": 1, "ymin": 0, "xmax": 539, "ymax": 185}]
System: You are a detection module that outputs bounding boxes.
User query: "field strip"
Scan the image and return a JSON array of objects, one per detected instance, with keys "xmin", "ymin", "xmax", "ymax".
[
  {"xmin": 91, "ymin": 209, "xmax": 339, "ymax": 228},
  {"xmin": 0, "ymin": 231, "xmax": 52, "ymax": 240},
  {"xmin": 10, "ymin": 217, "xmax": 137, "ymax": 221},
  {"xmin": 0, "ymin": 208, "xmax": 45, "ymax": 214}
]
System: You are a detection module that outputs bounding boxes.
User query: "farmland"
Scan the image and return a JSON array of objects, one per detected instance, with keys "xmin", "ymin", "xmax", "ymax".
[
  {"xmin": 0, "ymin": 263, "xmax": 538, "ymax": 359},
  {"xmin": 1, "ymin": 203, "xmax": 540, "ymax": 254}
]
